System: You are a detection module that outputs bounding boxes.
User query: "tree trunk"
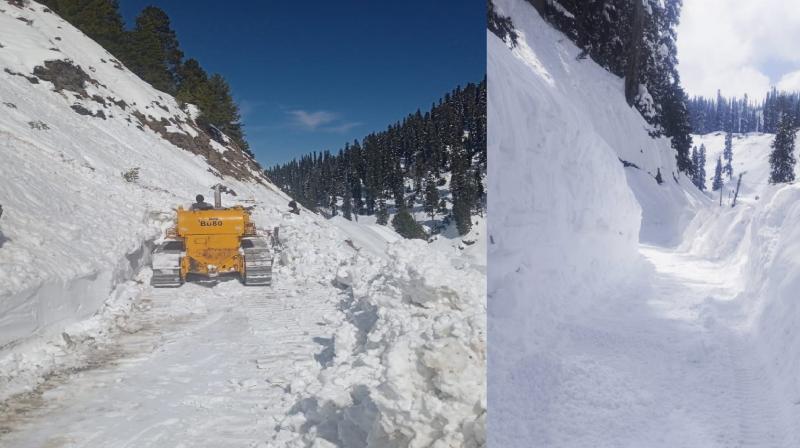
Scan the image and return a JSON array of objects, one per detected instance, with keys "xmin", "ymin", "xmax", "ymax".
[
  {"xmin": 625, "ymin": 0, "xmax": 645, "ymax": 106},
  {"xmin": 732, "ymin": 173, "xmax": 743, "ymax": 207},
  {"xmin": 528, "ymin": 0, "xmax": 547, "ymax": 16}
]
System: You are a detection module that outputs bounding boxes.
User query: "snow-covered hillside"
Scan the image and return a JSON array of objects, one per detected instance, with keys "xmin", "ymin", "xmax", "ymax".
[
  {"xmin": 694, "ymin": 132, "xmax": 797, "ymax": 201},
  {"xmin": 0, "ymin": 0, "xmax": 269, "ymax": 348},
  {"xmin": 0, "ymin": 2, "xmax": 484, "ymax": 445},
  {"xmin": 489, "ymin": 0, "xmax": 800, "ymax": 446}
]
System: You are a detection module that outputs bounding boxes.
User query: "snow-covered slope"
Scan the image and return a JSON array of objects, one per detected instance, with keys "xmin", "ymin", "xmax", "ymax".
[
  {"xmin": 694, "ymin": 132, "xmax": 798, "ymax": 201},
  {"xmin": 489, "ymin": 0, "xmax": 716, "ymax": 446},
  {"xmin": 0, "ymin": 2, "xmax": 485, "ymax": 445},
  {"xmin": 0, "ymin": 0, "xmax": 270, "ymax": 348}
]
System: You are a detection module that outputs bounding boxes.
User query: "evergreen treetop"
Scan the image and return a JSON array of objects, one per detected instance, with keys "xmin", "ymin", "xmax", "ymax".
[
  {"xmin": 43, "ymin": 0, "xmax": 252, "ymax": 159},
  {"xmin": 712, "ymin": 157, "xmax": 723, "ymax": 191},
  {"xmin": 769, "ymin": 113, "xmax": 797, "ymax": 184}
]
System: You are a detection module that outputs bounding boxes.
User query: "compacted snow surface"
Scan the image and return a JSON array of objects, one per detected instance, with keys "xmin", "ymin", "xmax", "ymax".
[
  {"xmin": 490, "ymin": 0, "xmax": 800, "ymax": 446},
  {"xmin": 0, "ymin": 2, "xmax": 485, "ymax": 446},
  {"xmin": 0, "ymin": 281, "xmax": 342, "ymax": 447}
]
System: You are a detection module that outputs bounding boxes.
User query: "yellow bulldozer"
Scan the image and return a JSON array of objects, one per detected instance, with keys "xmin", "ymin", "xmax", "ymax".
[{"xmin": 151, "ymin": 187, "xmax": 273, "ymax": 287}]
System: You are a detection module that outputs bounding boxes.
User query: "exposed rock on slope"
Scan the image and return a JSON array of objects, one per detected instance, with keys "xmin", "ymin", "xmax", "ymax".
[{"xmin": 0, "ymin": 0, "xmax": 263, "ymax": 182}]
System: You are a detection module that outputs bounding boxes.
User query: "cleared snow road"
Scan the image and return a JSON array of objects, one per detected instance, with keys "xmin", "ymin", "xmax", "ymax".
[
  {"xmin": 527, "ymin": 244, "xmax": 792, "ymax": 447},
  {"xmin": 0, "ymin": 279, "xmax": 340, "ymax": 447},
  {"xmin": 639, "ymin": 245, "xmax": 792, "ymax": 447}
]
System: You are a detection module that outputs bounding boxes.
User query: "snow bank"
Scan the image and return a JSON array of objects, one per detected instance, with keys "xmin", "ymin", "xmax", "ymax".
[
  {"xmin": 488, "ymin": 1, "xmax": 642, "ymax": 445},
  {"xmin": 675, "ymin": 133, "xmax": 800, "ymax": 438},
  {"xmin": 679, "ymin": 183, "xmax": 800, "ymax": 443},
  {"xmin": 496, "ymin": 0, "xmax": 705, "ymax": 246},
  {"xmin": 487, "ymin": 0, "xmax": 711, "ymax": 445},
  {"xmin": 274, "ymin": 240, "xmax": 486, "ymax": 447}
]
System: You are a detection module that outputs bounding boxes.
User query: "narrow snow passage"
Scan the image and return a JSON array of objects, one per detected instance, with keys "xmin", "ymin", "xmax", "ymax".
[
  {"xmin": 0, "ymin": 280, "xmax": 341, "ymax": 447},
  {"xmin": 534, "ymin": 244, "xmax": 792, "ymax": 447}
]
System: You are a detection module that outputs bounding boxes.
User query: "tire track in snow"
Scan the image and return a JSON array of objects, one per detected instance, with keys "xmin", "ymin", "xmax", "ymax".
[
  {"xmin": 642, "ymin": 246, "xmax": 795, "ymax": 448},
  {"xmin": 535, "ymin": 246, "xmax": 796, "ymax": 447},
  {"xmin": 727, "ymin": 339, "xmax": 794, "ymax": 448},
  {"xmin": 0, "ymin": 279, "xmax": 342, "ymax": 447}
]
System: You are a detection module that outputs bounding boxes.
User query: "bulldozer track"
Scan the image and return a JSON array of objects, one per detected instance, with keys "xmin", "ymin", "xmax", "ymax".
[{"xmin": 0, "ymin": 280, "xmax": 340, "ymax": 446}]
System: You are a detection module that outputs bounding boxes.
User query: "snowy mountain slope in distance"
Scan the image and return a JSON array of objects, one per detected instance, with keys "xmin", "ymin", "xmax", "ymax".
[
  {"xmin": 681, "ymin": 131, "xmax": 799, "ymax": 259},
  {"xmin": 0, "ymin": 2, "xmax": 485, "ymax": 445},
  {"xmin": 694, "ymin": 132, "xmax": 800, "ymax": 200},
  {"xmin": 322, "ymin": 171, "xmax": 487, "ymax": 266}
]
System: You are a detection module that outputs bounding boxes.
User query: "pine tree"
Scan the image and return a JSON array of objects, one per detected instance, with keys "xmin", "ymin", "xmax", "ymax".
[
  {"xmin": 126, "ymin": 6, "xmax": 182, "ymax": 94},
  {"xmin": 450, "ymin": 144, "xmax": 475, "ymax": 235},
  {"xmin": 423, "ymin": 175, "xmax": 439, "ymax": 225},
  {"xmin": 376, "ymin": 199, "xmax": 389, "ymax": 225},
  {"xmin": 392, "ymin": 207, "xmax": 426, "ymax": 240},
  {"xmin": 624, "ymin": 0, "xmax": 645, "ymax": 108},
  {"xmin": 205, "ymin": 75, "xmax": 248, "ymax": 151},
  {"xmin": 687, "ymin": 90, "xmax": 800, "ymax": 135},
  {"xmin": 699, "ymin": 144, "xmax": 707, "ymax": 190},
  {"xmin": 125, "ymin": 8, "xmax": 177, "ymax": 94},
  {"xmin": 43, "ymin": 0, "xmax": 127, "ymax": 60},
  {"xmin": 176, "ymin": 59, "xmax": 211, "ymax": 106},
  {"xmin": 438, "ymin": 198, "xmax": 448, "ymax": 215},
  {"xmin": 712, "ymin": 157, "xmax": 723, "ymax": 191},
  {"xmin": 769, "ymin": 113, "xmax": 797, "ymax": 184},
  {"xmin": 663, "ymin": 82, "xmax": 694, "ymax": 175},
  {"xmin": 329, "ymin": 195, "xmax": 338, "ymax": 217},
  {"xmin": 176, "ymin": 66, "xmax": 250, "ymax": 155},
  {"xmin": 342, "ymin": 188, "xmax": 353, "ymax": 221},
  {"xmin": 691, "ymin": 145, "xmax": 707, "ymax": 191},
  {"xmin": 690, "ymin": 146, "xmax": 700, "ymax": 189},
  {"xmin": 266, "ymin": 81, "xmax": 486, "ymax": 226},
  {"xmin": 488, "ymin": 0, "xmax": 517, "ymax": 46},
  {"xmin": 723, "ymin": 130, "xmax": 733, "ymax": 179}
]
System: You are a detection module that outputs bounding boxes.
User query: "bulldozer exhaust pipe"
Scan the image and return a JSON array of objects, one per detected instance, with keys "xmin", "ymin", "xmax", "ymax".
[{"xmin": 214, "ymin": 185, "xmax": 222, "ymax": 209}]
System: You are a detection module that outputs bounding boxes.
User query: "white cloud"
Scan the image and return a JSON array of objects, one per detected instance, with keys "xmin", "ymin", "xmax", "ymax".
[
  {"xmin": 287, "ymin": 109, "xmax": 361, "ymax": 133},
  {"xmin": 289, "ymin": 110, "xmax": 338, "ymax": 130},
  {"xmin": 678, "ymin": 0, "xmax": 800, "ymax": 100},
  {"xmin": 777, "ymin": 70, "xmax": 800, "ymax": 92}
]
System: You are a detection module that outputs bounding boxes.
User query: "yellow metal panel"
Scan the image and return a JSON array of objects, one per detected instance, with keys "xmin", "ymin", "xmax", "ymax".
[
  {"xmin": 176, "ymin": 207, "xmax": 250, "ymax": 237},
  {"xmin": 175, "ymin": 206, "xmax": 253, "ymax": 278}
]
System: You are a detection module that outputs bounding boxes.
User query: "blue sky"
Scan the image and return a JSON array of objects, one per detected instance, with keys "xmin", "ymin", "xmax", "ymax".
[{"xmin": 119, "ymin": 1, "xmax": 486, "ymax": 167}]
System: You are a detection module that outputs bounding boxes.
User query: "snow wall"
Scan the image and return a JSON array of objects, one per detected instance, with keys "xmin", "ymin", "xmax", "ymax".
[
  {"xmin": 680, "ymin": 131, "xmax": 800, "ymax": 442},
  {"xmin": 488, "ymin": 0, "xmax": 706, "ymax": 445}
]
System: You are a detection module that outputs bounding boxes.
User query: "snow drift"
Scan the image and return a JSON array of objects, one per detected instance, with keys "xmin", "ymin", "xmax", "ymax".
[{"xmin": 273, "ymin": 239, "xmax": 486, "ymax": 448}]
